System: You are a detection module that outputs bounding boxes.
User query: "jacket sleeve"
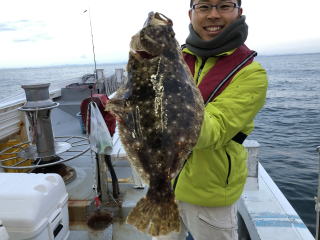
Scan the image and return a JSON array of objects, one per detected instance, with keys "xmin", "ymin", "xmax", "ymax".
[{"xmin": 193, "ymin": 61, "xmax": 268, "ymax": 150}]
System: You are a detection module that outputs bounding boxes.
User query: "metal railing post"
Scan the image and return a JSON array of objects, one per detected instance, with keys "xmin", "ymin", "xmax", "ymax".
[
  {"xmin": 243, "ymin": 140, "xmax": 260, "ymax": 191},
  {"xmin": 315, "ymin": 146, "xmax": 320, "ymax": 240}
]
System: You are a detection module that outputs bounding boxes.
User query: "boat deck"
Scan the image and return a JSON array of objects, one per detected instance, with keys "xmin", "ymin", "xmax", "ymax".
[
  {"xmin": 0, "ymin": 87, "xmax": 315, "ymax": 240},
  {"xmin": 55, "ymin": 100, "xmax": 314, "ymax": 239},
  {"xmin": 240, "ymin": 164, "xmax": 314, "ymax": 240},
  {"xmin": 51, "ymin": 105, "xmax": 153, "ymax": 240}
]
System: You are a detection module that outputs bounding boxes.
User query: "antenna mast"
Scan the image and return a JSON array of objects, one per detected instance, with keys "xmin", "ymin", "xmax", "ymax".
[{"xmin": 84, "ymin": 8, "xmax": 97, "ymax": 80}]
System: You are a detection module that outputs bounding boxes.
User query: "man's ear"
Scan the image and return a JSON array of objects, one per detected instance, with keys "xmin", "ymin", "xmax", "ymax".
[
  {"xmin": 238, "ymin": 8, "xmax": 243, "ymax": 17},
  {"xmin": 189, "ymin": 9, "xmax": 192, "ymax": 21}
]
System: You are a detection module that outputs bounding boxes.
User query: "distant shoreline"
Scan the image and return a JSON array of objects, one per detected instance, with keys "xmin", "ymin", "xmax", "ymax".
[
  {"xmin": 258, "ymin": 51, "xmax": 320, "ymax": 58},
  {"xmin": 1, "ymin": 51, "xmax": 320, "ymax": 70},
  {"xmin": 0, "ymin": 61, "xmax": 127, "ymax": 71}
]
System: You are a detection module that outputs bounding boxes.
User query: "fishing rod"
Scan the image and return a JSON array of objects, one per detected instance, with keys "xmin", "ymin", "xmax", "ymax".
[{"xmin": 83, "ymin": 8, "xmax": 97, "ymax": 81}]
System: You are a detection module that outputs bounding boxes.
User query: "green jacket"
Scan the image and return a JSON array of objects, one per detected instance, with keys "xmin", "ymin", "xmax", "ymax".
[{"xmin": 174, "ymin": 48, "xmax": 268, "ymax": 206}]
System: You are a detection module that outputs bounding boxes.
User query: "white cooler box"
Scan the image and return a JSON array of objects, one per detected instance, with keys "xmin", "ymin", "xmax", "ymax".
[{"xmin": 0, "ymin": 173, "xmax": 70, "ymax": 240}]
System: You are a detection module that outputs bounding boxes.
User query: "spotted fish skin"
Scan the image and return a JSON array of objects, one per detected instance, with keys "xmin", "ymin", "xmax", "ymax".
[{"xmin": 106, "ymin": 12, "xmax": 204, "ymax": 236}]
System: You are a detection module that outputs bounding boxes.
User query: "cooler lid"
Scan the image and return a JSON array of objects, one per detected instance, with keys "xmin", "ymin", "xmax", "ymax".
[{"xmin": 0, "ymin": 173, "xmax": 67, "ymax": 229}]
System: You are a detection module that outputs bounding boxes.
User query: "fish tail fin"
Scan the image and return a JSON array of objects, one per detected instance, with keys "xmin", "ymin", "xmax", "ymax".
[{"xmin": 126, "ymin": 196, "xmax": 180, "ymax": 236}]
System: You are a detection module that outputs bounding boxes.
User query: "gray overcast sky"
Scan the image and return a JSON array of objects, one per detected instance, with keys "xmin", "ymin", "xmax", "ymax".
[{"xmin": 0, "ymin": 0, "xmax": 320, "ymax": 68}]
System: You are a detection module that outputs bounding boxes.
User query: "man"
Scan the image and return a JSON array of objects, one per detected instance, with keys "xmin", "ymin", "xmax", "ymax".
[{"xmin": 153, "ymin": 0, "xmax": 267, "ymax": 240}]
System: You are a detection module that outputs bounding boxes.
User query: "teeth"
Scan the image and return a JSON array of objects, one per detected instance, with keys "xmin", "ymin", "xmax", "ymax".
[{"xmin": 205, "ymin": 26, "xmax": 222, "ymax": 32}]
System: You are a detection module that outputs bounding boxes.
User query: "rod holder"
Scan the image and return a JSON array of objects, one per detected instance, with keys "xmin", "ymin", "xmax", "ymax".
[{"xmin": 19, "ymin": 83, "xmax": 59, "ymax": 160}]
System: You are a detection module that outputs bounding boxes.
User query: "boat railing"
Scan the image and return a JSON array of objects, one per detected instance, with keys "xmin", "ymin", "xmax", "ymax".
[
  {"xmin": 243, "ymin": 140, "xmax": 260, "ymax": 191},
  {"xmin": 239, "ymin": 141, "xmax": 314, "ymax": 240},
  {"xmin": 104, "ymin": 68, "xmax": 127, "ymax": 96},
  {"xmin": 0, "ymin": 88, "xmax": 62, "ymax": 142}
]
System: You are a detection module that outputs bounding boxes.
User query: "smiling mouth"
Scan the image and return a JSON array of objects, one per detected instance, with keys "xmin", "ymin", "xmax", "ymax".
[{"xmin": 204, "ymin": 26, "xmax": 223, "ymax": 32}]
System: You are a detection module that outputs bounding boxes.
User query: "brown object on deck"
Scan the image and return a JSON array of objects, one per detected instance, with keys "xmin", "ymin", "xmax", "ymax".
[{"xmin": 87, "ymin": 210, "xmax": 113, "ymax": 231}]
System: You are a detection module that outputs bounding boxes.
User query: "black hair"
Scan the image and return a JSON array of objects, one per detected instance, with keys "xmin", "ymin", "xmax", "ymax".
[{"xmin": 189, "ymin": 0, "xmax": 242, "ymax": 8}]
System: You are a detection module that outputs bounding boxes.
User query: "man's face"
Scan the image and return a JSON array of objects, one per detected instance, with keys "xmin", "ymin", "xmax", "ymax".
[{"xmin": 189, "ymin": 0, "xmax": 242, "ymax": 41}]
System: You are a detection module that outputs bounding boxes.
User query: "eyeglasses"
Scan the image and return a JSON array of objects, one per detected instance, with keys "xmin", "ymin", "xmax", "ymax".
[{"xmin": 191, "ymin": 2, "xmax": 239, "ymax": 14}]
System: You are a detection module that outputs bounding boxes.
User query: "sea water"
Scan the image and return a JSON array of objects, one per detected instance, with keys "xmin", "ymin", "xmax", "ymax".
[
  {"xmin": 250, "ymin": 53, "xmax": 320, "ymax": 235},
  {"xmin": 0, "ymin": 53, "xmax": 319, "ymax": 234},
  {"xmin": 0, "ymin": 63, "xmax": 126, "ymax": 102}
]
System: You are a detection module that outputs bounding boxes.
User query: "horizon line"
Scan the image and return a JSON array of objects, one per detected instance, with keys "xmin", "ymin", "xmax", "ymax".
[{"xmin": 1, "ymin": 51, "xmax": 320, "ymax": 70}]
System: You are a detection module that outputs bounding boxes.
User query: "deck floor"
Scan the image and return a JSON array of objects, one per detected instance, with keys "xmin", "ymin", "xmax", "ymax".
[{"xmin": 51, "ymin": 99, "xmax": 314, "ymax": 240}]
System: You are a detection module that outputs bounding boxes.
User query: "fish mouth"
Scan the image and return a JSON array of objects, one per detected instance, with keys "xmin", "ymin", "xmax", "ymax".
[
  {"xmin": 136, "ymin": 51, "xmax": 155, "ymax": 59},
  {"xmin": 130, "ymin": 49, "xmax": 158, "ymax": 62},
  {"xmin": 130, "ymin": 50, "xmax": 155, "ymax": 61},
  {"xmin": 144, "ymin": 12, "xmax": 173, "ymax": 28},
  {"xmin": 130, "ymin": 12, "xmax": 173, "ymax": 61},
  {"xmin": 130, "ymin": 33, "xmax": 156, "ymax": 60}
]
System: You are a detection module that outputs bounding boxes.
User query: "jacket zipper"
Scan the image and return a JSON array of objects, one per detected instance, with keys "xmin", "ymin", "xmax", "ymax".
[
  {"xmin": 226, "ymin": 152, "xmax": 231, "ymax": 185},
  {"xmin": 195, "ymin": 57, "xmax": 207, "ymax": 84},
  {"xmin": 173, "ymin": 159, "xmax": 188, "ymax": 191}
]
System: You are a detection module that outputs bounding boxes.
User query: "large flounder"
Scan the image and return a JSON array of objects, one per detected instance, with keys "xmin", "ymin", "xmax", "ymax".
[{"xmin": 106, "ymin": 12, "xmax": 204, "ymax": 236}]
